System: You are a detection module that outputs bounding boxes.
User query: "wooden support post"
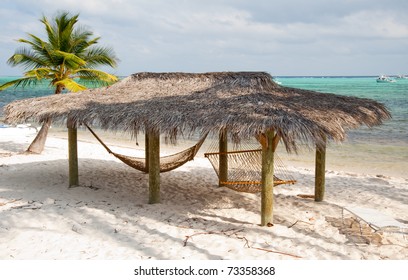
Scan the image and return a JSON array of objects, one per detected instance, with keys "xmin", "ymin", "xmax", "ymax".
[
  {"xmin": 261, "ymin": 129, "xmax": 275, "ymax": 226},
  {"xmin": 148, "ymin": 129, "xmax": 160, "ymax": 204},
  {"xmin": 272, "ymin": 133, "xmax": 281, "ymax": 152},
  {"xmin": 67, "ymin": 121, "xmax": 79, "ymax": 187},
  {"xmin": 315, "ymin": 137, "xmax": 326, "ymax": 202},
  {"xmin": 219, "ymin": 129, "xmax": 228, "ymax": 187},
  {"xmin": 145, "ymin": 132, "xmax": 149, "ymax": 173}
]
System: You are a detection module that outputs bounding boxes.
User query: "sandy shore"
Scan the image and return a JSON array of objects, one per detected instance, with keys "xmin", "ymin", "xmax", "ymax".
[{"xmin": 1, "ymin": 127, "xmax": 407, "ymax": 260}]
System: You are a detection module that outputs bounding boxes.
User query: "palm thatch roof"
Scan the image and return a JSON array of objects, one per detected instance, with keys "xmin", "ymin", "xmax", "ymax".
[{"xmin": 4, "ymin": 72, "xmax": 391, "ymax": 151}]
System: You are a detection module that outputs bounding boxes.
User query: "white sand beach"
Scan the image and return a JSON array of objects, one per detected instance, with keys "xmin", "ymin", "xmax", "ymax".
[{"xmin": 1, "ymin": 127, "xmax": 407, "ymax": 260}]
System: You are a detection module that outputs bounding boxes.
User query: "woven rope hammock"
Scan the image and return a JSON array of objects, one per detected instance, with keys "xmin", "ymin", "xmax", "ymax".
[
  {"xmin": 85, "ymin": 124, "xmax": 207, "ymax": 173},
  {"xmin": 204, "ymin": 137, "xmax": 296, "ymax": 193}
]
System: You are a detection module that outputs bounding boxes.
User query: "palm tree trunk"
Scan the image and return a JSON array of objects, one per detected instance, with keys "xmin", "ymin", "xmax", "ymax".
[
  {"xmin": 26, "ymin": 117, "xmax": 52, "ymax": 154},
  {"xmin": 26, "ymin": 85, "xmax": 62, "ymax": 154}
]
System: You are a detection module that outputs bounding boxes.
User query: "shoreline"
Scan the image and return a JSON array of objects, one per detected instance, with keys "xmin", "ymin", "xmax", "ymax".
[
  {"xmin": 45, "ymin": 125, "xmax": 406, "ymax": 179},
  {"xmin": 3, "ymin": 123, "xmax": 407, "ymax": 178},
  {"xmin": 1, "ymin": 127, "xmax": 407, "ymax": 260}
]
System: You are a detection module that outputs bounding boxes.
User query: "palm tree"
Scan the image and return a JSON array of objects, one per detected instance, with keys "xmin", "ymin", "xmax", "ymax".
[{"xmin": 0, "ymin": 11, "xmax": 119, "ymax": 153}]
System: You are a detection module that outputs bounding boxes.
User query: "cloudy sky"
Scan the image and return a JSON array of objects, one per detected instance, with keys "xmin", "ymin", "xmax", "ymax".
[{"xmin": 0, "ymin": 0, "xmax": 407, "ymax": 76}]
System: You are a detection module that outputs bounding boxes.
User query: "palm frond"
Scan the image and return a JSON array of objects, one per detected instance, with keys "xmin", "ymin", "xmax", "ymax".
[
  {"xmin": 7, "ymin": 48, "xmax": 49, "ymax": 69},
  {"xmin": 58, "ymin": 13, "xmax": 79, "ymax": 52},
  {"xmin": 76, "ymin": 69, "xmax": 118, "ymax": 84},
  {"xmin": 85, "ymin": 36, "xmax": 99, "ymax": 46},
  {"xmin": 54, "ymin": 78, "xmax": 87, "ymax": 92},
  {"xmin": 55, "ymin": 50, "xmax": 86, "ymax": 68},
  {"xmin": 71, "ymin": 31, "xmax": 99, "ymax": 54},
  {"xmin": 25, "ymin": 68, "xmax": 56, "ymax": 80},
  {"xmin": 40, "ymin": 15, "xmax": 58, "ymax": 49},
  {"xmin": 0, "ymin": 76, "xmax": 40, "ymax": 90},
  {"xmin": 19, "ymin": 35, "xmax": 56, "ymax": 65},
  {"xmin": 84, "ymin": 46, "xmax": 118, "ymax": 68},
  {"xmin": 18, "ymin": 36, "xmax": 45, "ymax": 53}
]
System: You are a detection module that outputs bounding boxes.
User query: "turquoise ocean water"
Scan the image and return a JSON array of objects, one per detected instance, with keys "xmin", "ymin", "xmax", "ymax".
[
  {"xmin": 276, "ymin": 76, "xmax": 408, "ymax": 178},
  {"xmin": 1, "ymin": 76, "xmax": 407, "ymax": 177}
]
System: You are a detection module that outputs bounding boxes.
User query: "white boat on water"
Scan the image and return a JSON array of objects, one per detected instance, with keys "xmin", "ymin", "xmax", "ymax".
[{"xmin": 376, "ymin": 75, "xmax": 396, "ymax": 83}]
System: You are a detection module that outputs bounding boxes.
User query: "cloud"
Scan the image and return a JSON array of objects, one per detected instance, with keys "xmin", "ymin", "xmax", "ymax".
[{"xmin": 1, "ymin": 0, "xmax": 407, "ymax": 76}]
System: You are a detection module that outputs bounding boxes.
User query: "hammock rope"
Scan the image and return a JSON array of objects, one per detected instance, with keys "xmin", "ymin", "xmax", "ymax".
[
  {"xmin": 204, "ymin": 137, "xmax": 296, "ymax": 193},
  {"xmin": 85, "ymin": 124, "xmax": 207, "ymax": 173}
]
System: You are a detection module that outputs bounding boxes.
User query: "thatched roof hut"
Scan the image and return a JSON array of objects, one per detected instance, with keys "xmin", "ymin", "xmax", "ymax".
[
  {"xmin": 4, "ymin": 72, "xmax": 391, "ymax": 226},
  {"xmin": 4, "ymin": 72, "xmax": 390, "ymax": 151}
]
